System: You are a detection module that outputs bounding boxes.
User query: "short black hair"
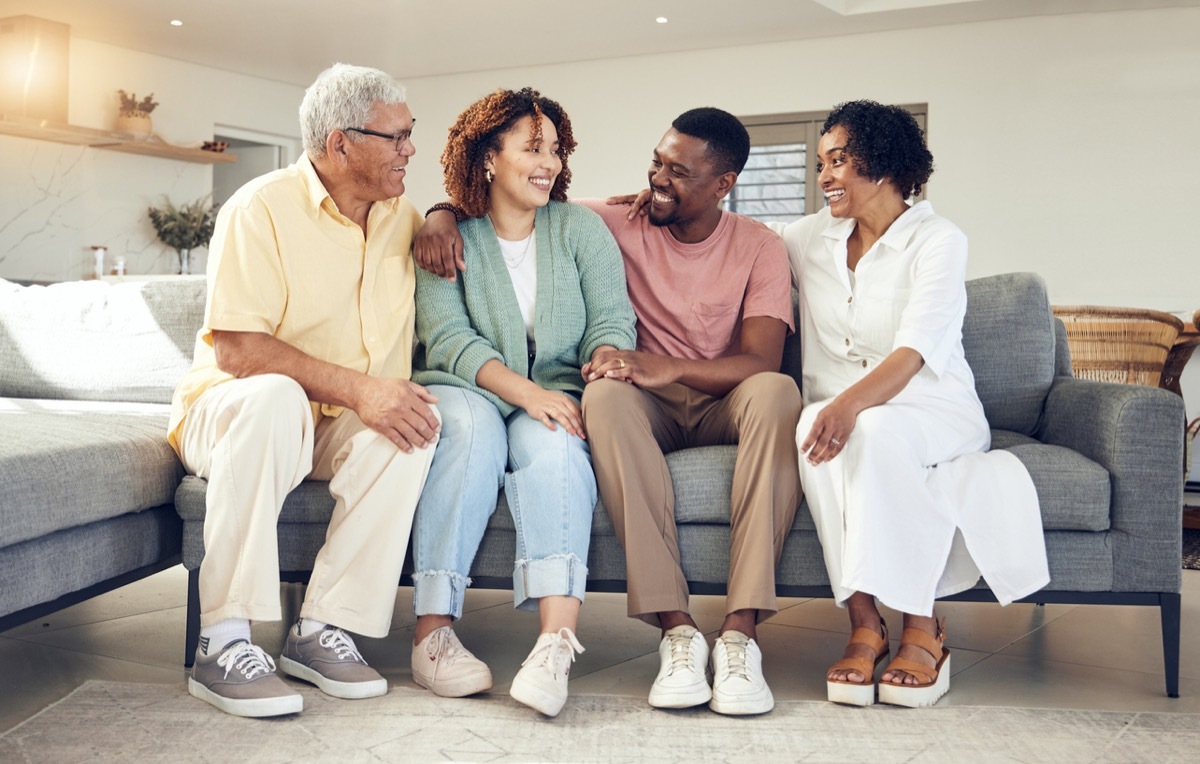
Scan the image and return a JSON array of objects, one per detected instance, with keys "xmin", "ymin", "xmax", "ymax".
[
  {"xmin": 671, "ymin": 107, "xmax": 750, "ymax": 175},
  {"xmin": 822, "ymin": 100, "xmax": 934, "ymax": 198}
]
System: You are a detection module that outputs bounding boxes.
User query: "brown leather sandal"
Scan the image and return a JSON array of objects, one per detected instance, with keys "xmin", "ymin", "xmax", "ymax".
[
  {"xmin": 826, "ymin": 619, "xmax": 889, "ymax": 706},
  {"xmin": 877, "ymin": 618, "xmax": 950, "ymax": 708}
]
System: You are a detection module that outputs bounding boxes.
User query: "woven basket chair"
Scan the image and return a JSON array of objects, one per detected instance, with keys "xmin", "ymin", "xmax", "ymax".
[{"xmin": 1052, "ymin": 305, "xmax": 1184, "ymax": 387}]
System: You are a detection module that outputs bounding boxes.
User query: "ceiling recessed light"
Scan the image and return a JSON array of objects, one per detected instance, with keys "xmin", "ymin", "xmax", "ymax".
[
  {"xmin": 656, "ymin": 17, "xmax": 668, "ymax": 24},
  {"xmin": 170, "ymin": 20, "xmax": 183, "ymax": 27}
]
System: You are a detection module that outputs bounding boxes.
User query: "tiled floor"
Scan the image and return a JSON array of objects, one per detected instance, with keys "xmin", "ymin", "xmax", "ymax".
[{"xmin": 3, "ymin": 565, "xmax": 1199, "ymax": 733}]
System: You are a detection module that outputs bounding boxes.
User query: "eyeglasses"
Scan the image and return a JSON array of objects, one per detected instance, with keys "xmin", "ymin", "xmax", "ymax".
[{"xmin": 343, "ymin": 123, "xmax": 415, "ymax": 151}]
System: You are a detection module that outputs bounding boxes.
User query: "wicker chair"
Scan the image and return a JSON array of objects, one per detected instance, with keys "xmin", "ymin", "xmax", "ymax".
[{"xmin": 1052, "ymin": 305, "xmax": 1184, "ymax": 387}]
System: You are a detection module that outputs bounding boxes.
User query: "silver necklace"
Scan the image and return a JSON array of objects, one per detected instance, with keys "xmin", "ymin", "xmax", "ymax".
[{"xmin": 500, "ymin": 230, "xmax": 534, "ymax": 269}]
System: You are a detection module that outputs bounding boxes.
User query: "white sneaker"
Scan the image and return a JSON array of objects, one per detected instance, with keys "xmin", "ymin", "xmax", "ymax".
[
  {"xmin": 710, "ymin": 630, "xmax": 773, "ymax": 715},
  {"xmin": 648, "ymin": 625, "xmax": 711, "ymax": 708},
  {"xmin": 509, "ymin": 628, "xmax": 585, "ymax": 717},
  {"xmin": 411, "ymin": 626, "xmax": 493, "ymax": 697}
]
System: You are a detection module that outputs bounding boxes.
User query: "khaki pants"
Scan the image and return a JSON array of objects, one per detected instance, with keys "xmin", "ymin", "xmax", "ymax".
[
  {"xmin": 179, "ymin": 374, "xmax": 437, "ymax": 638},
  {"xmin": 581, "ymin": 373, "xmax": 802, "ymax": 625}
]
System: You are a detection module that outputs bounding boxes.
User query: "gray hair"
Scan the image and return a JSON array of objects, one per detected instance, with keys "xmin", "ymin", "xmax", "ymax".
[{"xmin": 299, "ymin": 63, "xmax": 407, "ymax": 159}]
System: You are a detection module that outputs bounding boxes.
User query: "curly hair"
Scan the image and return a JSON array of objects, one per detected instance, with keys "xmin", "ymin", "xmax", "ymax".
[
  {"xmin": 822, "ymin": 100, "xmax": 934, "ymax": 198},
  {"xmin": 672, "ymin": 107, "xmax": 750, "ymax": 175},
  {"xmin": 441, "ymin": 88, "xmax": 576, "ymax": 219}
]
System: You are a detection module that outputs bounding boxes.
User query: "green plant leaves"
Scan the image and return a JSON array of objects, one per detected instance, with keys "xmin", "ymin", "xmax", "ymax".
[{"xmin": 147, "ymin": 196, "xmax": 217, "ymax": 251}]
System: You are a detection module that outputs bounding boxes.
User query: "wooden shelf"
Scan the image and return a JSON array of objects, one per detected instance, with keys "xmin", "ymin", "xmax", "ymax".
[{"xmin": 0, "ymin": 115, "xmax": 236, "ymax": 165}]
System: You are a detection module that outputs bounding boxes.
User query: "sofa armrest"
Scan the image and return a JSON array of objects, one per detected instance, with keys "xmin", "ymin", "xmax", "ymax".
[{"xmin": 1038, "ymin": 376, "xmax": 1184, "ymax": 591}]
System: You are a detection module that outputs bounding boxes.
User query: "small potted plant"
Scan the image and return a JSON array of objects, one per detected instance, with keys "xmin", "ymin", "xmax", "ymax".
[
  {"xmin": 148, "ymin": 195, "xmax": 218, "ymax": 275},
  {"xmin": 116, "ymin": 90, "xmax": 159, "ymax": 139}
]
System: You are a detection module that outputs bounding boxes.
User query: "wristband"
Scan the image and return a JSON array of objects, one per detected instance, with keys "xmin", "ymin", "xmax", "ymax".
[{"xmin": 425, "ymin": 202, "xmax": 466, "ymax": 223}]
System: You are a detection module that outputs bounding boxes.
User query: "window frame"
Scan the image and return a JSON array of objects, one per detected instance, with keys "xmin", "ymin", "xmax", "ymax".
[{"xmin": 735, "ymin": 104, "xmax": 929, "ymax": 219}]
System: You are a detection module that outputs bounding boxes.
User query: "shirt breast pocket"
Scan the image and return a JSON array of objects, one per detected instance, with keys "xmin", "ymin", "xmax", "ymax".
[
  {"xmin": 687, "ymin": 301, "xmax": 740, "ymax": 354},
  {"xmin": 854, "ymin": 287, "xmax": 909, "ymax": 356}
]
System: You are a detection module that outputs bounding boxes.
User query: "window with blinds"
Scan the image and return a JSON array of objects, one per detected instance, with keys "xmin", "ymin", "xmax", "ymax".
[{"xmin": 729, "ymin": 105, "xmax": 928, "ymax": 224}]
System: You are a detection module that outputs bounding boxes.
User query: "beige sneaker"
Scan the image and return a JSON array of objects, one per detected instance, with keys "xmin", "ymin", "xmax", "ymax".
[
  {"xmin": 411, "ymin": 626, "xmax": 493, "ymax": 697},
  {"xmin": 188, "ymin": 640, "xmax": 303, "ymax": 718},
  {"xmin": 279, "ymin": 623, "xmax": 387, "ymax": 699},
  {"xmin": 510, "ymin": 628, "xmax": 585, "ymax": 717}
]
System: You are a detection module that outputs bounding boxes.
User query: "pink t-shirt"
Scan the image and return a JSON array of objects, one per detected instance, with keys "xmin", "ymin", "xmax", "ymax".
[{"xmin": 582, "ymin": 200, "xmax": 794, "ymax": 360}]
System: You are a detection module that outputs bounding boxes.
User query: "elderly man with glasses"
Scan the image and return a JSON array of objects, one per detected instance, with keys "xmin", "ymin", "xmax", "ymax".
[{"xmin": 168, "ymin": 63, "xmax": 437, "ymax": 718}]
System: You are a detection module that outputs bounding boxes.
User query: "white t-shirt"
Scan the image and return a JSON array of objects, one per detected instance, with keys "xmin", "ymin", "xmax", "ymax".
[{"xmin": 498, "ymin": 233, "xmax": 538, "ymax": 344}]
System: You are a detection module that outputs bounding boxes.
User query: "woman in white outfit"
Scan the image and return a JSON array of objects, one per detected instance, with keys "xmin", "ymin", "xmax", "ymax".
[{"xmin": 777, "ymin": 101, "xmax": 1049, "ymax": 708}]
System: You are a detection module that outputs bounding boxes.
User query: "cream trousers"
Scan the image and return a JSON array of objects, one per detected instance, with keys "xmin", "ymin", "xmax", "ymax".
[{"xmin": 179, "ymin": 374, "xmax": 437, "ymax": 638}]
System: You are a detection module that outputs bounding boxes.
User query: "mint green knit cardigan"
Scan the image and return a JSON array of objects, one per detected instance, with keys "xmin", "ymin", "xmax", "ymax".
[{"xmin": 413, "ymin": 200, "xmax": 636, "ymax": 417}]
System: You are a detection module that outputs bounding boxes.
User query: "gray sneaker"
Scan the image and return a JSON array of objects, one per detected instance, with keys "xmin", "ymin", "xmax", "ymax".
[
  {"xmin": 188, "ymin": 640, "xmax": 303, "ymax": 718},
  {"xmin": 279, "ymin": 624, "xmax": 388, "ymax": 699}
]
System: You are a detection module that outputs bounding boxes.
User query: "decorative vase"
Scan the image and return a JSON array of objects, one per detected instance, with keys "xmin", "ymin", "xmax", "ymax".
[
  {"xmin": 177, "ymin": 247, "xmax": 191, "ymax": 275},
  {"xmin": 115, "ymin": 112, "xmax": 153, "ymax": 139}
]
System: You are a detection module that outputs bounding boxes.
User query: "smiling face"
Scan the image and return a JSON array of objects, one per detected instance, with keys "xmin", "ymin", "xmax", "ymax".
[
  {"xmin": 815, "ymin": 125, "xmax": 890, "ymax": 220},
  {"xmin": 645, "ymin": 128, "xmax": 729, "ymax": 231},
  {"xmin": 344, "ymin": 100, "xmax": 416, "ymax": 201},
  {"xmin": 485, "ymin": 114, "xmax": 562, "ymax": 216}
]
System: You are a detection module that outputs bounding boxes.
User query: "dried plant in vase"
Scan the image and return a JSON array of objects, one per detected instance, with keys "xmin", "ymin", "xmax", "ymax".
[
  {"xmin": 148, "ymin": 195, "xmax": 218, "ymax": 275},
  {"xmin": 116, "ymin": 90, "xmax": 159, "ymax": 138}
]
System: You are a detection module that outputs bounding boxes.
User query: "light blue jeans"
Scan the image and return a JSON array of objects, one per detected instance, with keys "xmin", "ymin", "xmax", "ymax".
[{"xmin": 412, "ymin": 385, "xmax": 595, "ymax": 617}]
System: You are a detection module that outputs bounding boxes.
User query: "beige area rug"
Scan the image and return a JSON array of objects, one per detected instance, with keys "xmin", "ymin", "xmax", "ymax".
[{"xmin": 2, "ymin": 681, "xmax": 1199, "ymax": 764}]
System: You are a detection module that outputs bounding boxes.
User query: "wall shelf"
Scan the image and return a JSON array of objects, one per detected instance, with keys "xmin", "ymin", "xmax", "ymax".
[{"xmin": 0, "ymin": 115, "xmax": 236, "ymax": 165}]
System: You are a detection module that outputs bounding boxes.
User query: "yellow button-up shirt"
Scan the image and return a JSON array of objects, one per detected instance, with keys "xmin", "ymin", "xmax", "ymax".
[{"xmin": 168, "ymin": 154, "xmax": 422, "ymax": 453}]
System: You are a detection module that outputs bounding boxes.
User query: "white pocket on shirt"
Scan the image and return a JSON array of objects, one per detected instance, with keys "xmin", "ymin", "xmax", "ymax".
[
  {"xmin": 687, "ymin": 301, "xmax": 741, "ymax": 354},
  {"xmin": 854, "ymin": 287, "xmax": 909, "ymax": 356}
]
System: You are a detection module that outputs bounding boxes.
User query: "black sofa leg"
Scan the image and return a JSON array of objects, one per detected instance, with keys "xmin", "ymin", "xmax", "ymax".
[
  {"xmin": 185, "ymin": 568, "xmax": 200, "ymax": 668},
  {"xmin": 1161, "ymin": 591, "xmax": 1181, "ymax": 698}
]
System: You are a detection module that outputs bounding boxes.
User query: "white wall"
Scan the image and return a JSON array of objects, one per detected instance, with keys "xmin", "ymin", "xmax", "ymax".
[
  {"xmin": 0, "ymin": 38, "xmax": 303, "ymax": 281},
  {"xmin": 399, "ymin": 6, "xmax": 1200, "ymax": 453},
  {"xmin": 1, "ymin": 7, "xmax": 1196, "ymax": 456}
]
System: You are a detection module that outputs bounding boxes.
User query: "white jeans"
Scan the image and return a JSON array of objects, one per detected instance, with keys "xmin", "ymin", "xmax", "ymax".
[{"xmin": 179, "ymin": 374, "xmax": 438, "ymax": 638}]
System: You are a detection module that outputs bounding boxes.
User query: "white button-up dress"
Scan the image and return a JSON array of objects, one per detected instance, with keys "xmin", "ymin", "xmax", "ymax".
[{"xmin": 775, "ymin": 202, "xmax": 1049, "ymax": 615}]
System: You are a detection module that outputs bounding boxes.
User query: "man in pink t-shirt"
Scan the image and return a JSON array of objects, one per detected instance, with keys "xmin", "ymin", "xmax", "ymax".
[
  {"xmin": 578, "ymin": 109, "xmax": 799, "ymax": 716},
  {"xmin": 415, "ymin": 108, "xmax": 801, "ymax": 716}
]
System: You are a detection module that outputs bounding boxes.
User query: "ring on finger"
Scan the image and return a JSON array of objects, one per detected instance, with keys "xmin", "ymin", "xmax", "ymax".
[
  {"xmin": 830, "ymin": 437, "xmax": 841, "ymax": 445},
  {"xmin": 617, "ymin": 358, "xmax": 626, "ymax": 369}
]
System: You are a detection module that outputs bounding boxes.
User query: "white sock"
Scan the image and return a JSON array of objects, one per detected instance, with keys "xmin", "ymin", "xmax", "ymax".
[
  {"xmin": 299, "ymin": 618, "xmax": 328, "ymax": 637},
  {"xmin": 199, "ymin": 618, "xmax": 251, "ymax": 655}
]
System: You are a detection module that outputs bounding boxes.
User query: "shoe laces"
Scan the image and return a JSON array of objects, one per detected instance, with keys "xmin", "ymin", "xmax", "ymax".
[
  {"xmin": 664, "ymin": 629, "xmax": 700, "ymax": 676},
  {"xmin": 427, "ymin": 627, "xmax": 470, "ymax": 667},
  {"xmin": 217, "ymin": 641, "xmax": 276, "ymax": 681},
  {"xmin": 716, "ymin": 632, "xmax": 752, "ymax": 682},
  {"xmin": 319, "ymin": 627, "xmax": 367, "ymax": 663},
  {"xmin": 522, "ymin": 628, "xmax": 585, "ymax": 676}
]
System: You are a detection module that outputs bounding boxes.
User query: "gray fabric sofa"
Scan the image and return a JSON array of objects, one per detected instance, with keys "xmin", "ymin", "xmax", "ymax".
[
  {"xmin": 172, "ymin": 271, "xmax": 1187, "ymax": 696},
  {"xmin": 0, "ymin": 277, "xmax": 206, "ymax": 631}
]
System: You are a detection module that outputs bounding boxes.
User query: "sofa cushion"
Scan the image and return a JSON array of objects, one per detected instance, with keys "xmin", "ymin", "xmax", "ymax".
[
  {"xmin": 991, "ymin": 430, "xmax": 1111, "ymax": 532},
  {"xmin": 0, "ymin": 278, "xmax": 204, "ymax": 404},
  {"xmin": 0, "ymin": 399, "xmax": 181, "ymax": 548},
  {"xmin": 963, "ymin": 273, "xmax": 1056, "ymax": 436}
]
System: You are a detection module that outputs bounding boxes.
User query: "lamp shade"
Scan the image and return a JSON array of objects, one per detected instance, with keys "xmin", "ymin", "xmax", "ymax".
[{"xmin": 0, "ymin": 15, "xmax": 69, "ymax": 123}]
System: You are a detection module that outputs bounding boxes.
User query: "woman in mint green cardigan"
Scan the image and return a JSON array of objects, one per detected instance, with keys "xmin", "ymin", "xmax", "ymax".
[{"xmin": 409, "ymin": 88, "xmax": 636, "ymax": 718}]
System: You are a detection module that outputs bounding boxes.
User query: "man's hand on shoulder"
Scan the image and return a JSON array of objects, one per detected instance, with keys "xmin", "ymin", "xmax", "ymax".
[
  {"xmin": 413, "ymin": 207, "xmax": 465, "ymax": 282},
  {"xmin": 353, "ymin": 376, "xmax": 441, "ymax": 452},
  {"xmin": 605, "ymin": 189, "xmax": 651, "ymax": 221},
  {"xmin": 583, "ymin": 348, "xmax": 677, "ymax": 389}
]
